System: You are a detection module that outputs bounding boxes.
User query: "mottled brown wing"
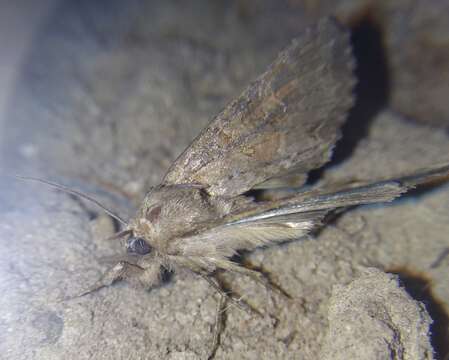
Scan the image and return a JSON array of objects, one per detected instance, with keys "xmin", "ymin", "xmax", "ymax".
[{"xmin": 163, "ymin": 18, "xmax": 356, "ymax": 197}]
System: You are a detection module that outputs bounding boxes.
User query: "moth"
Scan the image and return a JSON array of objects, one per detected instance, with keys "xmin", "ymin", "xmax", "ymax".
[{"xmin": 20, "ymin": 18, "xmax": 449, "ymax": 355}]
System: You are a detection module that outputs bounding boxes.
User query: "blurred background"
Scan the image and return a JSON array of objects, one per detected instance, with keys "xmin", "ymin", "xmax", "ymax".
[
  {"xmin": 0, "ymin": 1, "xmax": 448, "ymax": 359},
  {"xmin": 0, "ymin": 1, "xmax": 57, "ymax": 126}
]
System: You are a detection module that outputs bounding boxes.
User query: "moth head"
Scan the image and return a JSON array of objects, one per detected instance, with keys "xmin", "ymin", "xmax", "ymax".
[
  {"xmin": 125, "ymin": 203, "xmax": 162, "ymax": 256},
  {"xmin": 125, "ymin": 217, "xmax": 156, "ymax": 256},
  {"xmin": 125, "ymin": 236, "xmax": 152, "ymax": 255}
]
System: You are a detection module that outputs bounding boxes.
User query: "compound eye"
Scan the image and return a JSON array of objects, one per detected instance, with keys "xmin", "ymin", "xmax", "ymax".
[{"xmin": 126, "ymin": 237, "xmax": 151, "ymax": 255}]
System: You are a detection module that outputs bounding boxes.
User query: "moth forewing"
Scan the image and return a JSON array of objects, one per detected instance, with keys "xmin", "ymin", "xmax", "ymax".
[{"xmin": 162, "ymin": 18, "xmax": 356, "ymax": 197}]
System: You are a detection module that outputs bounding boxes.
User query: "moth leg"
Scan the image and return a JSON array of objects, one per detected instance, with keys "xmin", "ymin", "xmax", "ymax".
[
  {"xmin": 219, "ymin": 260, "xmax": 291, "ymax": 300},
  {"xmin": 198, "ymin": 272, "xmax": 255, "ymax": 315},
  {"xmin": 244, "ymin": 262, "xmax": 291, "ymax": 300},
  {"xmin": 75, "ymin": 261, "xmax": 144, "ymax": 298},
  {"xmin": 207, "ymin": 294, "xmax": 227, "ymax": 360}
]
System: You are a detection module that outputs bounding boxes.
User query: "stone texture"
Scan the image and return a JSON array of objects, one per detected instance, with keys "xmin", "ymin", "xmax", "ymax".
[
  {"xmin": 377, "ymin": 0, "xmax": 449, "ymax": 127},
  {"xmin": 0, "ymin": 1, "xmax": 448, "ymax": 359},
  {"xmin": 320, "ymin": 268, "xmax": 433, "ymax": 360}
]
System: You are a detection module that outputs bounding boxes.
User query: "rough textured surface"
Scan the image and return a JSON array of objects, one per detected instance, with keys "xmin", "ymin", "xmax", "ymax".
[
  {"xmin": 320, "ymin": 268, "xmax": 433, "ymax": 360},
  {"xmin": 292, "ymin": 0, "xmax": 449, "ymax": 127},
  {"xmin": 377, "ymin": 0, "xmax": 449, "ymax": 128},
  {"xmin": 0, "ymin": 1, "xmax": 449, "ymax": 359}
]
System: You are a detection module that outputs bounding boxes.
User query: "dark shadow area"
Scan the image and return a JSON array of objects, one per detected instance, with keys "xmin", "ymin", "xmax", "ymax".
[
  {"xmin": 308, "ymin": 15, "xmax": 390, "ymax": 184},
  {"xmin": 400, "ymin": 177, "xmax": 449, "ymax": 200},
  {"xmin": 388, "ymin": 267, "xmax": 449, "ymax": 359},
  {"xmin": 69, "ymin": 194, "xmax": 98, "ymax": 221},
  {"xmin": 430, "ymin": 248, "xmax": 449, "ymax": 269},
  {"xmin": 160, "ymin": 267, "xmax": 174, "ymax": 284}
]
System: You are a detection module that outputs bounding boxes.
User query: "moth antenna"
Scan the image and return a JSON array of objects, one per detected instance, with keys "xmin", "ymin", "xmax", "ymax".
[
  {"xmin": 103, "ymin": 229, "xmax": 132, "ymax": 241},
  {"xmin": 15, "ymin": 175, "xmax": 128, "ymax": 226}
]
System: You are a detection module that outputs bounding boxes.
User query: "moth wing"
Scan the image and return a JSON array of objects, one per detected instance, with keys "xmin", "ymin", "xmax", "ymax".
[
  {"xmin": 175, "ymin": 162, "xmax": 449, "ymax": 264},
  {"xmin": 163, "ymin": 18, "xmax": 356, "ymax": 197},
  {"xmin": 175, "ymin": 181, "xmax": 404, "ymax": 260},
  {"xmin": 175, "ymin": 211, "xmax": 327, "ymax": 260}
]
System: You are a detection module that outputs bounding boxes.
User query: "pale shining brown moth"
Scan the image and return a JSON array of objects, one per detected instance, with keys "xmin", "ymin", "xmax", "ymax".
[{"xmin": 19, "ymin": 18, "xmax": 449, "ymax": 355}]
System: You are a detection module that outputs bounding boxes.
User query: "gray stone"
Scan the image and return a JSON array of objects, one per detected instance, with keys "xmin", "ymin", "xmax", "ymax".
[
  {"xmin": 0, "ymin": 1, "xmax": 448, "ymax": 359},
  {"xmin": 320, "ymin": 268, "xmax": 433, "ymax": 360}
]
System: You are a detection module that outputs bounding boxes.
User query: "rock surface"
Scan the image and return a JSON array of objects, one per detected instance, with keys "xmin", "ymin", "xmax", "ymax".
[
  {"xmin": 377, "ymin": 0, "xmax": 449, "ymax": 128},
  {"xmin": 0, "ymin": 1, "xmax": 448, "ymax": 359},
  {"xmin": 320, "ymin": 268, "xmax": 433, "ymax": 360}
]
